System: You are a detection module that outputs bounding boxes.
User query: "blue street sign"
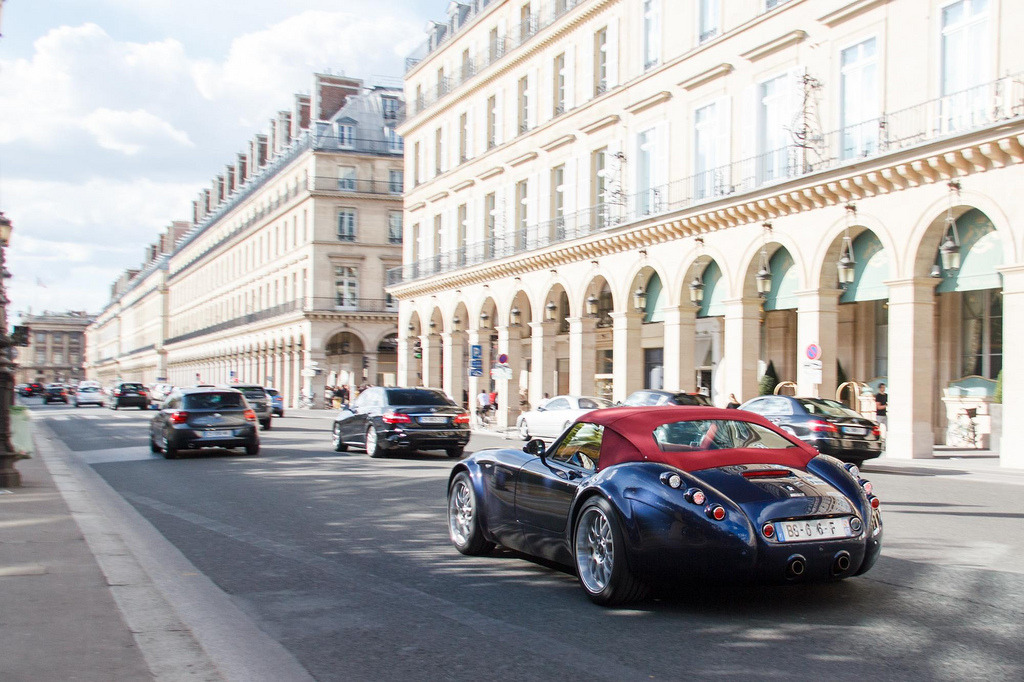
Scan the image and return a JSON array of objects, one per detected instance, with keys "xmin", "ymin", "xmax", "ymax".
[{"xmin": 471, "ymin": 344, "xmax": 483, "ymax": 360}]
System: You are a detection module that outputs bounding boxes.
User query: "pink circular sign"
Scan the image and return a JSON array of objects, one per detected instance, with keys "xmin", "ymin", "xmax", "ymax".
[{"xmin": 805, "ymin": 344, "xmax": 822, "ymax": 361}]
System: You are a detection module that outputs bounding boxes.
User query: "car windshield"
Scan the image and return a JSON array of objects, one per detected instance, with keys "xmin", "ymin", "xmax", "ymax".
[
  {"xmin": 182, "ymin": 393, "xmax": 244, "ymax": 409},
  {"xmin": 578, "ymin": 397, "xmax": 613, "ymax": 410},
  {"xmin": 121, "ymin": 384, "xmax": 144, "ymax": 390},
  {"xmin": 80, "ymin": 387, "xmax": 99, "ymax": 394},
  {"xmin": 673, "ymin": 393, "xmax": 711, "ymax": 406},
  {"xmin": 385, "ymin": 389, "xmax": 454, "ymax": 406},
  {"xmin": 653, "ymin": 419, "xmax": 798, "ymax": 451},
  {"xmin": 797, "ymin": 398, "xmax": 862, "ymax": 419}
]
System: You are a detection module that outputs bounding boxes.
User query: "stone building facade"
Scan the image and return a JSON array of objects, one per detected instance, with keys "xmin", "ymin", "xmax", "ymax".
[{"xmin": 15, "ymin": 311, "xmax": 93, "ymax": 385}]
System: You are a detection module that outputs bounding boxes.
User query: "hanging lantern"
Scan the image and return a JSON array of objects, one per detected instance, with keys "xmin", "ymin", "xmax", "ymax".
[
  {"xmin": 479, "ymin": 311, "xmax": 491, "ymax": 329},
  {"xmin": 633, "ymin": 285, "xmax": 647, "ymax": 312},
  {"xmin": 545, "ymin": 300, "xmax": 557, "ymax": 321},
  {"xmin": 452, "ymin": 315, "xmax": 462, "ymax": 332},
  {"xmin": 939, "ymin": 180, "xmax": 962, "ymax": 272},
  {"xmin": 510, "ymin": 307, "xmax": 522, "ymax": 327},
  {"xmin": 837, "ymin": 236, "xmax": 856, "ymax": 285},
  {"xmin": 689, "ymin": 276, "xmax": 705, "ymax": 305},
  {"xmin": 756, "ymin": 223, "xmax": 773, "ymax": 296},
  {"xmin": 586, "ymin": 294, "xmax": 599, "ymax": 317}
]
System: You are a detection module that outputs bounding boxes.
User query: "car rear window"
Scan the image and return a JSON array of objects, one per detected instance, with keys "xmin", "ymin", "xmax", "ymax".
[
  {"xmin": 182, "ymin": 393, "xmax": 244, "ymax": 409},
  {"xmin": 239, "ymin": 389, "xmax": 266, "ymax": 400},
  {"xmin": 672, "ymin": 393, "xmax": 711, "ymax": 406},
  {"xmin": 80, "ymin": 387, "xmax": 99, "ymax": 394},
  {"xmin": 385, "ymin": 389, "xmax": 455, "ymax": 406},
  {"xmin": 653, "ymin": 419, "xmax": 797, "ymax": 452},
  {"xmin": 797, "ymin": 398, "xmax": 861, "ymax": 419},
  {"xmin": 120, "ymin": 383, "xmax": 144, "ymax": 390}
]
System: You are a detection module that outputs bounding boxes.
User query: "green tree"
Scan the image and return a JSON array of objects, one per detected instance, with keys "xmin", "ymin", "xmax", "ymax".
[{"xmin": 758, "ymin": 360, "xmax": 779, "ymax": 396}]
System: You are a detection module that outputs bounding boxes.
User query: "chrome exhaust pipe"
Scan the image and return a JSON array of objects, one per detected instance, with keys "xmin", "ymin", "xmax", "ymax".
[
  {"xmin": 786, "ymin": 555, "xmax": 806, "ymax": 579},
  {"xmin": 832, "ymin": 551, "xmax": 852, "ymax": 575}
]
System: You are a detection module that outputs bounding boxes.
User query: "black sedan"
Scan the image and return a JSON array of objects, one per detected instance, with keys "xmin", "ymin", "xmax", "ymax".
[
  {"xmin": 739, "ymin": 395, "xmax": 882, "ymax": 465},
  {"xmin": 149, "ymin": 387, "xmax": 259, "ymax": 458},
  {"xmin": 447, "ymin": 406, "xmax": 882, "ymax": 605},
  {"xmin": 332, "ymin": 387, "xmax": 470, "ymax": 458},
  {"xmin": 42, "ymin": 384, "xmax": 69, "ymax": 404}
]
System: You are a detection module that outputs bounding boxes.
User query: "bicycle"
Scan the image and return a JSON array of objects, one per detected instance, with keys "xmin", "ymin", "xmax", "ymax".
[{"xmin": 949, "ymin": 407, "xmax": 978, "ymax": 448}]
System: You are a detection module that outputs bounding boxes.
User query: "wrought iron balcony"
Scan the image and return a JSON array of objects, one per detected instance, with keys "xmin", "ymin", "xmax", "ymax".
[{"xmin": 308, "ymin": 177, "xmax": 404, "ymax": 195}]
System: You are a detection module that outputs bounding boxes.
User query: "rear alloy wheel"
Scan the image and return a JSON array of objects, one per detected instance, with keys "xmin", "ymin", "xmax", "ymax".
[
  {"xmin": 245, "ymin": 440, "xmax": 260, "ymax": 456},
  {"xmin": 573, "ymin": 497, "xmax": 647, "ymax": 606},
  {"xmin": 261, "ymin": 419, "xmax": 272, "ymax": 431},
  {"xmin": 365, "ymin": 426, "xmax": 383, "ymax": 458},
  {"xmin": 446, "ymin": 446, "xmax": 465, "ymax": 459},
  {"xmin": 163, "ymin": 434, "xmax": 178, "ymax": 460},
  {"xmin": 332, "ymin": 424, "xmax": 348, "ymax": 452},
  {"xmin": 447, "ymin": 472, "xmax": 494, "ymax": 556},
  {"xmin": 149, "ymin": 434, "xmax": 161, "ymax": 453},
  {"xmin": 518, "ymin": 419, "xmax": 530, "ymax": 441}
]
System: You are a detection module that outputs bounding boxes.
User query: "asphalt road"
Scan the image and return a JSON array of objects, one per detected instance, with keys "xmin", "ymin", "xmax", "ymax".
[{"xmin": 27, "ymin": 399, "xmax": 1024, "ymax": 681}]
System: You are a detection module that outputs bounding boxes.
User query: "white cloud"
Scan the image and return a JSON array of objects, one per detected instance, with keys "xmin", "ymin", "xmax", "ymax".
[{"xmin": 83, "ymin": 108, "xmax": 193, "ymax": 155}]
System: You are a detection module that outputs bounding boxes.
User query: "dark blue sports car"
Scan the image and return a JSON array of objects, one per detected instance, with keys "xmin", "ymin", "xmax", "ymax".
[{"xmin": 447, "ymin": 406, "xmax": 882, "ymax": 605}]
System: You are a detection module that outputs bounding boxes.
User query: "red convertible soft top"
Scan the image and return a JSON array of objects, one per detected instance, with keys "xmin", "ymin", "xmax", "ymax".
[{"xmin": 585, "ymin": 406, "xmax": 817, "ymax": 472}]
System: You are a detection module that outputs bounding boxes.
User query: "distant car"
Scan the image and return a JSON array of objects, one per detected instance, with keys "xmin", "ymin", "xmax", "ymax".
[
  {"xmin": 24, "ymin": 382, "xmax": 44, "ymax": 397},
  {"xmin": 148, "ymin": 383, "xmax": 174, "ymax": 409},
  {"xmin": 516, "ymin": 395, "xmax": 614, "ymax": 441},
  {"xmin": 332, "ymin": 386, "xmax": 470, "ymax": 458},
  {"xmin": 224, "ymin": 384, "xmax": 273, "ymax": 430},
  {"xmin": 110, "ymin": 382, "xmax": 148, "ymax": 410},
  {"xmin": 42, "ymin": 384, "xmax": 69, "ymax": 404},
  {"xmin": 73, "ymin": 385, "xmax": 105, "ymax": 408},
  {"xmin": 149, "ymin": 387, "xmax": 259, "ymax": 459},
  {"xmin": 264, "ymin": 388, "xmax": 284, "ymax": 417},
  {"xmin": 15, "ymin": 383, "xmax": 29, "ymax": 396},
  {"xmin": 447, "ymin": 406, "xmax": 883, "ymax": 605},
  {"xmin": 620, "ymin": 389, "xmax": 713, "ymax": 407},
  {"xmin": 738, "ymin": 395, "xmax": 882, "ymax": 466}
]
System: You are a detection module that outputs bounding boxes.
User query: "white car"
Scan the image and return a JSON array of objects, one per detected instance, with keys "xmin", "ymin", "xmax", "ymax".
[
  {"xmin": 516, "ymin": 395, "xmax": 614, "ymax": 441},
  {"xmin": 73, "ymin": 385, "xmax": 105, "ymax": 408}
]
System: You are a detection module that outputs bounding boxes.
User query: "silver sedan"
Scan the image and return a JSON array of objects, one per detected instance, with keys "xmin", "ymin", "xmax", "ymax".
[{"xmin": 516, "ymin": 395, "xmax": 613, "ymax": 441}]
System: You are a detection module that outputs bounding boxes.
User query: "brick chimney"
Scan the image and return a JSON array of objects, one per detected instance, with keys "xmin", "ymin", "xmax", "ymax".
[
  {"xmin": 294, "ymin": 94, "xmax": 311, "ymax": 136},
  {"xmin": 236, "ymin": 153, "xmax": 248, "ymax": 185},
  {"xmin": 313, "ymin": 73, "xmax": 362, "ymax": 121},
  {"xmin": 225, "ymin": 165, "xmax": 235, "ymax": 195}
]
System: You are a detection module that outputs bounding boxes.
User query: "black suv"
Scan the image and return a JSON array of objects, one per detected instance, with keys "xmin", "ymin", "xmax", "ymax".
[
  {"xmin": 110, "ymin": 382, "xmax": 149, "ymax": 410},
  {"xmin": 331, "ymin": 387, "xmax": 470, "ymax": 458},
  {"xmin": 42, "ymin": 384, "xmax": 69, "ymax": 404},
  {"xmin": 149, "ymin": 387, "xmax": 259, "ymax": 459},
  {"xmin": 620, "ymin": 389, "xmax": 712, "ymax": 407}
]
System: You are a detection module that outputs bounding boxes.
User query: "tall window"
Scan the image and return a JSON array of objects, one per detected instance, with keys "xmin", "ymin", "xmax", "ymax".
[
  {"xmin": 489, "ymin": 27, "xmax": 501, "ymax": 63},
  {"xmin": 385, "ymin": 127, "xmax": 402, "ymax": 153},
  {"xmin": 699, "ymin": 0, "xmax": 719, "ymax": 42},
  {"xmin": 334, "ymin": 266, "xmax": 359, "ymax": 308},
  {"xmin": 337, "ymin": 165, "xmax": 356, "ymax": 191},
  {"xmin": 337, "ymin": 208, "xmax": 356, "ymax": 241},
  {"xmin": 515, "ymin": 180, "xmax": 529, "ymax": 249},
  {"xmin": 413, "ymin": 141, "xmax": 421, "ymax": 185},
  {"xmin": 457, "ymin": 203, "xmax": 468, "ymax": 264},
  {"xmin": 436, "ymin": 66, "xmax": 447, "ymax": 97},
  {"xmin": 553, "ymin": 52, "xmax": 567, "ymax": 115},
  {"xmin": 594, "ymin": 27, "xmax": 608, "ymax": 95},
  {"xmin": 637, "ymin": 129, "xmax": 658, "ymax": 215},
  {"xmin": 961, "ymin": 289, "xmax": 1002, "ymax": 379},
  {"xmin": 389, "ymin": 169, "xmax": 404, "ymax": 194},
  {"xmin": 411, "ymin": 223, "xmax": 420, "ymax": 263},
  {"xmin": 694, "ymin": 102, "xmax": 719, "ymax": 199},
  {"xmin": 432, "ymin": 215, "xmax": 443, "ymax": 270},
  {"xmin": 642, "ymin": 0, "xmax": 660, "ymax": 71},
  {"xmin": 520, "ymin": 3, "xmax": 533, "ymax": 40},
  {"xmin": 840, "ymin": 38, "xmax": 878, "ymax": 160},
  {"xmin": 381, "ymin": 96, "xmax": 399, "ymax": 120},
  {"xmin": 484, "ymin": 192, "xmax": 497, "ymax": 258},
  {"xmin": 461, "ymin": 48, "xmax": 473, "ymax": 81},
  {"xmin": 592, "ymin": 146, "xmax": 608, "ymax": 228},
  {"xmin": 434, "ymin": 127, "xmax": 444, "ymax": 174},
  {"xmin": 551, "ymin": 164, "xmax": 566, "ymax": 240},
  {"xmin": 518, "ymin": 75, "xmax": 530, "ymax": 133},
  {"xmin": 459, "ymin": 112, "xmax": 469, "ymax": 162},
  {"xmin": 757, "ymin": 74, "xmax": 791, "ymax": 183},
  {"xmin": 487, "ymin": 94, "xmax": 498, "ymax": 149},
  {"xmin": 337, "ymin": 124, "xmax": 354, "ymax": 148},
  {"xmin": 941, "ymin": 0, "xmax": 990, "ymax": 129},
  {"xmin": 388, "ymin": 212, "xmax": 403, "ymax": 244}
]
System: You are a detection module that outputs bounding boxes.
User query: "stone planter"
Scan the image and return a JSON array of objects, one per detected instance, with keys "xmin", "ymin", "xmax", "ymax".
[{"xmin": 0, "ymin": 452, "xmax": 27, "ymax": 487}]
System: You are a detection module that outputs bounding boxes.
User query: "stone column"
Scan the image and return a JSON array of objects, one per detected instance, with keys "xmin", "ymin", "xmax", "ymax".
[
  {"xmin": 291, "ymin": 348, "xmax": 301, "ymax": 408},
  {"xmin": 466, "ymin": 329, "xmax": 489, "ymax": 418},
  {"xmin": 494, "ymin": 325, "xmax": 524, "ymax": 429},
  {"xmin": 397, "ymin": 336, "xmax": 410, "ymax": 387},
  {"xmin": 420, "ymin": 333, "xmax": 442, "ymax": 388},
  {"xmin": 442, "ymin": 331, "xmax": 467, "ymax": 405},
  {"xmin": 303, "ymin": 349, "xmax": 327, "ymax": 409},
  {"xmin": 611, "ymin": 311, "xmax": 643, "ymax": 403},
  {"xmin": 795, "ymin": 289, "xmax": 841, "ymax": 397},
  {"xmin": 662, "ymin": 305, "xmax": 697, "ymax": 392},
  {"xmin": 996, "ymin": 265, "xmax": 1024, "ymax": 467},
  {"xmin": 529, "ymin": 320, "xmax": 558, "ymax": 404},
  {"xmin": 568, "ymin": 316, "xmax": 598, "ymax": 396},
  {"xmin": 884, "ymin": 277, "xmax": 938, "ymax": 459},
  {"xmin": 723, "ymin": 297, "xmax": 762, "ymax": 402}
]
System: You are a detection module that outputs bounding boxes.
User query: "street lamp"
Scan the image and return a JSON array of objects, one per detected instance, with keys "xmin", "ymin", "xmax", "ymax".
[
  {"xmin": 545, "ymin": 300, "xmax": 557, "ymax": 321},
  {"xmin": 837, "ymin": 203, "xmax": 857, "ymax": 286},
  {"xmin": 939, "ymin": 180, "xmax": 963, "ymax": 272},
  {"xmin": 509, "ymin": 307, "xmax": 522, "ymax": 327},
  {"xmin": 0, "ymin": 212, "xmax": 22, "ymax": 487},
  {"xmin": 479, "ymin": 311, "xmax": 491, "ymax": 329},
  {"xmin": 689, "ymin": 275, "xmax": 705, "ymax": 306},
  {"xmin": 755, "ymin": 222, "xmax": 773, "ymax": 297},
  {"xmin": 632, "ymin": 284, "xmax": 647, "ymax": 313},
  {"xmin": 585, "ymin": 294, "xmax": 599, "ymax": 317}
]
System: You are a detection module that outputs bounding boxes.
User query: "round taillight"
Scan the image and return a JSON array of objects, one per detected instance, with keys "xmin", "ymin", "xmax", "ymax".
[
  {"xmin": 850, "ymin": 517, "xmax": 863, "ymax": 533},
  {"xmin": 845, "ymin": 463, "xmax": 860, "ymax": 478},
  {"xmin": 685, "ymin": 488, "xmax": 706, "ymax": 505},
  {"xmin": 859, "ymin": 479, "xmax": 873, "ymax": 494},
  {"xmin": 762, "ymin": 522, "xmax": 775, "ymax": 538},
  {"xmin": 869, "ymin": 495, "xmax": 880, "ymax": 509},
  {"xmin": 706, "ymin": 504, "xmax": 726, "ymax": 521},
  {"xmin": 667, "ymin": 474, "xmax": 682, "ymax": 489}
]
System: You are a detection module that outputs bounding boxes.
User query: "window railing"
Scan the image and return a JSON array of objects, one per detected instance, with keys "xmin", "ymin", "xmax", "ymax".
[
  {"xmin": 388, "ymin": 73, "xmax": 1024, "ymax": 288},
  {"xmin": 309, "ymin": 177, "xmax": 404, "ymax": 195}
]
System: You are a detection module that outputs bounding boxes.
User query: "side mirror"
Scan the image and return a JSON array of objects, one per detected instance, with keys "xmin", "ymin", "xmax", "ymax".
[{"xmin": 523, "ymin": 438, "xmax": 546, "ymax": 456}]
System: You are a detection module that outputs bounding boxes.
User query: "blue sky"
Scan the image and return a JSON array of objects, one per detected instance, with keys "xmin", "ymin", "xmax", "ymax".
[{"xmin": 0, "ymin": 0, "xmax": 441, "ymax": 321}]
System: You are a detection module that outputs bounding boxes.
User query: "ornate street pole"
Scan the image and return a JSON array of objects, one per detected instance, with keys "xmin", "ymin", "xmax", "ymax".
[{"xmin": 0, "ymin": 212, "xmax": 21, "ymax": 487}]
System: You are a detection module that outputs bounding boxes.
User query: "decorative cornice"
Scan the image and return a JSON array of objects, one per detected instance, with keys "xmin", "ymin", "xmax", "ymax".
[
  {"xmin": 479, "ymin": 166, "xmax": 505, "ymax": 180},
  {"xmin": 625, "ymin": 91, "xmax": 672, "ymax": 115},
  {"xmin": 541, "ymin": 134, "xmax": 576, "ymax": 152},
  {"xmin": 678, "ymin": 64, "xmax": 734, "ymax": 91},
  {"xmin": 741, "ymin": 30, "xmax": 807, "ymax": 62},
  {"xmin": 451, "ymin": 179, "xmax": 476, "ymax": 192},
  {"xmin": 818, "ymin": 0, "xmax": 889, "ymax": 27},
  {"xmin": 509, "ymin": 151, "xmax": 539, "ymax": 167},
  {"xmin": 408, "ymin": 201, "xmax": 426, "ymax": 212},
  {"xmin": 427, "ymin": 191, "xmax": 449, "ymax": 203},
  {"xmin": 579, "ymin": 114, "xmax": 620, "ymax": 135}
]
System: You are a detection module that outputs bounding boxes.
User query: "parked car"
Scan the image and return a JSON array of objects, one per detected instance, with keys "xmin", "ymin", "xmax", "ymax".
[
  {"xmin": 42, "ymin": 384, "xmax": 69, "ymax": 404},
  {"xmin": 738, "ymin": 395, "xmax": 882, "ymax": 465},
  {"xmin": 149, "ymin": 387, "xmax": 259, "ymax": 459},
  {"xmin": 620, "ymin": 389, "xmax": 713, "ymax": 407},
  {"xmin": 110, "ymin": 382, "xmax": 149, "ymax": 410},
  {"xmin": 224, "ymin": 384, "xmax": 272, "ymax": 430},
  {"xmin": 73, "ymin": 385, "xmax": 105, "ymax": 408},
  {"xmin": 332, "ymin": 386, "xmax": 470, "ymax": 458},
  {"xmin": 447, "ymin": 405, "xmax": 883, "ymax": 605},
  {"xmin": 516, "ymin": 395, "xmax": 614, "ymax": 441},
  {"xmin": 264, "ymin": 388, "xmax": 284, "ymax": 417}
]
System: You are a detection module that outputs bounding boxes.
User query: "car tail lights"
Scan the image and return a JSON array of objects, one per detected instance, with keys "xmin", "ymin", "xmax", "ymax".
[
  {"xmin": 381, "ymin": 412, "xmax": 412, "ymax": 424},
  {"xmin": 868, "ymin": 495, "xmax": 880, "ymax": 509},
  {"xmin": 871, "ymin": 424, "xmax": 881, "ymax": 438},
  {"xmin": 844, "ymin": 463, "xmax": 861, "ymax": 477},
  {"xmin": 243, "ymin": 408, "xmax": 257, "ymax": 422},
  {"xmin": 706, "ymin": 504, "xmax": 727, "ymax": 521},
  {"xmin": 113, "ymin": 389, "xmax": 122, "ymax": 396},
  {"xmin": 808, "ymin": 420, "xmax": 838, "ymax": 433},
  {"xmin": 169, "ymin": 411, "xmax": 189, "ymax": 424},
  {"xmin": 453, "ymin": 413, "xmax": 470, "ymax": 425},
  {"xmin": 762, "ymin": 522, "xmax": 775, "ymax": 538},
  {"xmin": 858, "ymin": 478, "xmax": 873, "ymax": 494},
  {"xmin": 684, "ymin": 488, "xmax": 706, "ymax": 505}
]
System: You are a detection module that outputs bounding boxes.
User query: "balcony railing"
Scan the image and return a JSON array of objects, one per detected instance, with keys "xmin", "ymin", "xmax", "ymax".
[
  {"xmin": 389, "ymin": 74, "xmax": 1024, "ymax": 287},
  {"xmin": 309, "ymin": 177, "xmax": 404, "ymax": 195}
]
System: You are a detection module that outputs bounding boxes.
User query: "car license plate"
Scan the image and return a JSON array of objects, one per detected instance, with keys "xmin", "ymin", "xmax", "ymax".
[
  {"xmin": 419, "ymin": 416, "xmax": 448, "ymax": 424},
  {"xmin": 203, "ymin": 430, "xmax": 233, "ymax": 438},
  {"xmin": 843, "ymin": 426, "xmax": 867, "ymax": 436},
  {"xmin": 775, "ymin": 518, "xmax": 853, "ymax": 542}
]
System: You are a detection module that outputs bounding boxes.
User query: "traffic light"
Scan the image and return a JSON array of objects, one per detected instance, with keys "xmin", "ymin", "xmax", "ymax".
[
  {"xmin": 413, "ymin": 341, "xmax": 422, "ymax": 359},
  {"xmin": 11, "ymin": 325, "xmax": 29, "ymax": 346}
]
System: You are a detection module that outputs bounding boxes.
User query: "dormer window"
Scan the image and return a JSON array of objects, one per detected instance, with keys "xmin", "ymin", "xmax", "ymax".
[
  {"xmin": 382, "ymin": 96, "xmax": 399, "ymax": 121},
  {"xmin": 336, "ymin": 120, "xmax": 356, "ymax": 148}
]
